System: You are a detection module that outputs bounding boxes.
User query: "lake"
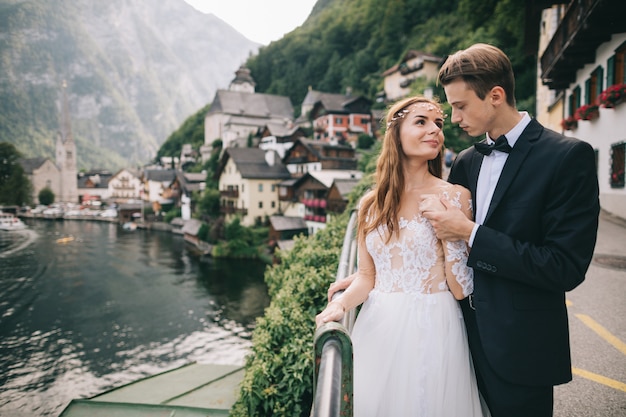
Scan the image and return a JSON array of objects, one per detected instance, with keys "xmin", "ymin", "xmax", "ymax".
[{"xmin": 0, "ymin": 218, "xmax": 269, "ymax": 416}]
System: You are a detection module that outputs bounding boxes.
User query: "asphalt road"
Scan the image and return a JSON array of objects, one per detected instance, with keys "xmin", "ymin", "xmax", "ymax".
[{"xmin": 554, "ymin": 211, "xmax": 626, "ymax": 417}]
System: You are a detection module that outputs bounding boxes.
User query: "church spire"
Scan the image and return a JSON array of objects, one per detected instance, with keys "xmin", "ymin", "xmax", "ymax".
[{"xmin": 59, "ymin": 80, "xmax": 74, "ymax": 144}]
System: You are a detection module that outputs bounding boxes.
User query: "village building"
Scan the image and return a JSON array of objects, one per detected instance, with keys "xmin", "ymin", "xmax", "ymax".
[
  {"xmin": 300, "ymin": 88, "xmax": 374, "ymax": 145},
  {"xmin": 535, "ymin": 0, "xmax": 626, "ymax": 219},
  {"xmin": 19, "ymin": 81, "xmax": 79, "ymax": 204},
  {"xmin": 268, "ymin": 215, "xmax": 308, "ymax": 253},
  {"xmin": 19, "ymin": 157, "xmax": 60, "ymax": 204},
  {"xmin": 201, "ymin": 66, "xmax": 295, "ymax": 159},
  {"xmin": 108, "ymin": 168, "xmax": 143, "ymax": 203},
  {"xmin": 215, "ymin": 147, "xmax": 291, "ymax": 227},
  {"xmin": 278, "ymin": 169, "xmax": 362, "ymax": 235},
  {"xmin": 77, "ymin": 170, "xmax": 113, "ymax": 203},
  {"xmin": 380, "ymin": 50, "xmax": 443, "ymax": 102},
  {"xmin": 282, "ymin": 138, "xmax": 358, "ymax": 177}
]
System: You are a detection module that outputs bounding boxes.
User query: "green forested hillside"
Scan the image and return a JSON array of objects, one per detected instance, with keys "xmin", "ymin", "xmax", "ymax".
[
  {"xmin": 248, "ymin": 0, "xmax": 535, "ymax": 116},
  {"xmin": 161, "ymin": 0, "xmax": 536, "ymax": 160}
]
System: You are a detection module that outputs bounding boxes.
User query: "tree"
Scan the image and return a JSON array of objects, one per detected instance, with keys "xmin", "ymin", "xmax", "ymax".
[
  {"xmin": 0, "ymin": 142, "xmax": 33, "ymax": 206},
  {"xmin": 38, "ymin": 187, "xmax": 55, "ymax": 205}
]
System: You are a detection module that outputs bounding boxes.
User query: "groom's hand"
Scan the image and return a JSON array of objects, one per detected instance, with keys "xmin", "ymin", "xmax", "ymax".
[{"xmin": 422, "ymin": 198, "xmax": 474, "ymax": 242}]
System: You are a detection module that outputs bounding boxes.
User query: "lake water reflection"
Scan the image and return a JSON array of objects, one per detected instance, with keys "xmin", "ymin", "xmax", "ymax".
[{"xmin": 0, "ymin": 219, "xmax": 269, "ymax": 416}]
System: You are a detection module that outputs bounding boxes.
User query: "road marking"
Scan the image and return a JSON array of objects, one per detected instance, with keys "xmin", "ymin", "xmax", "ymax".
[
  {"xmin": 575, "ymin": 313, "xmax": 626, "ymax": 355},
  {"xmin": 572, "ymin": 368, "xmax": 626, "ymax": 393}
]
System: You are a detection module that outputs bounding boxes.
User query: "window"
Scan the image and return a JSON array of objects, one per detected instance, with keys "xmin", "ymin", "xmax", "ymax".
[
  {"xmin": 607, "ymin": 42, "xmax": 626, "ymax": 86},
  {"xmin": 271, "ymin": 201, "xmax": 276, "ymax": 208},
  {"xmin": 568, "ymin": 86, "xmax": 581, "ymax": 116},
  {"xmin": 271, "ymin": 184, "xmax": 276, "ymax": 192},
  {"xmin": 258, "ymin": 184, "xmax": 263, "ymax": 192},
  {"xmin": 335, "ymin": 117, "xmax": 342, "ymax": 124},
  {"xmin": 610, "ymin": 142, "xmax": 625, "ymax": 188},
  {"xmin": 585, "ymin": 66, "xmax": 603, "ymax": 104},
  {"xmin": 258, "ymin": 201, "xmax": 263, "ymax": 208}
]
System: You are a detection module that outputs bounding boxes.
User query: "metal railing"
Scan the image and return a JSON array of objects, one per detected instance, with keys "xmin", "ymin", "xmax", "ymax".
[{"xmin": 311, "ymin": 209, "xmax": 358, "ymax": 417}]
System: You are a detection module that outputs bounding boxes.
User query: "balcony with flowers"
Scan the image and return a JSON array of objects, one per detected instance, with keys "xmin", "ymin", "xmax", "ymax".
[
  {"xmin": 560, "ymin": 116, "xmax": 578, "ymax": 131},
  {"xmin": 302, "ymin": 196, "xmax": 327, "ymax": 223},
  {"xmin": 574, "ymin": 103, "xmax": 600, "ymax": 121},
  {"xmin": 598, "ymin": 83, "xmax": 626, "ymax": 109}
]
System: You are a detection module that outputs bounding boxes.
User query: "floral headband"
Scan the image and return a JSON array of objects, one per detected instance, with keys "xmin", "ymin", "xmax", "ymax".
[{"xmin": 386, "ymin": 102, "xmax": 446, "ymax": 128}]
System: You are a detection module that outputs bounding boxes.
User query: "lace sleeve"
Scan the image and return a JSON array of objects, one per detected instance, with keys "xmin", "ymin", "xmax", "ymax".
[{"xmin": 441, "ymin": 189, "xmax": 474, "ymax": 297}]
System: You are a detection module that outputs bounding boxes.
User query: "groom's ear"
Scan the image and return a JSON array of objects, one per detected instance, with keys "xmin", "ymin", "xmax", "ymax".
[{"xmin": 488, "ymin": 86, "xmax": 506, "ymax": 107}]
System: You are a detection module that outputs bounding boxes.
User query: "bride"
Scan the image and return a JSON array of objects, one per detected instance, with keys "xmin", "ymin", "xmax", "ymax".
[{"xmin": 316, "ymin": 96, "xmax": 488, "ymax": 416}]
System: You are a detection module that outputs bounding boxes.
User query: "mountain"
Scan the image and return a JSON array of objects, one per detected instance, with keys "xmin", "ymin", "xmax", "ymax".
[{"xmin": 0, "ymin": 0, "xmax": 259, "ymax": 170}]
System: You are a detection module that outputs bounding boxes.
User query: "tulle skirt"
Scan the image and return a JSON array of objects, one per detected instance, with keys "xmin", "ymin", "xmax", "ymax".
[{"xmin": 351, "ymin": 290, "xmax": 488, "ymax": 417}]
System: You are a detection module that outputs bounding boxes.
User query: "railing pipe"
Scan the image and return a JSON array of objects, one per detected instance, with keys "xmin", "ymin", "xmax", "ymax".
[
  {"xmin": 312, "ymin": 322, "xmax": 353, "ymax": 417},
  {"xmin": 311, "ymin": 209, "xmax": 358, "ymax": 417}
]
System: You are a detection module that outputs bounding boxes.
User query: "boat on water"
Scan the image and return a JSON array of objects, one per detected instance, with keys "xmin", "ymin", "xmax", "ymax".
[
  {"xmin": 56, "ymin": 235, "xmax": 75, "ymax": 244},
  {"xmin": 0, "ymin": 212, "xmax": 27, "ymax": 231},
  {"xmin": 122, "ymin": 221, "xmax": 137, "ymax": 231}
]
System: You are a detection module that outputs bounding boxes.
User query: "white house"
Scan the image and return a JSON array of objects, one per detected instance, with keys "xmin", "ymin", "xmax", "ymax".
[{"xmin": 536, "ymin": 1, "xmax": 626, "ymax": 219}]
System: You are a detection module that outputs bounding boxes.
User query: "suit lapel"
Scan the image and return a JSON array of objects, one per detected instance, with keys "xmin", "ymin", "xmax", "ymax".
[
  {"xmin": 483, "ymin": 119, "xmax": 543, "ymax": 223},
  {"xmin": 469, "ymin": 151, "xmax": 483, "ymax": 215}
]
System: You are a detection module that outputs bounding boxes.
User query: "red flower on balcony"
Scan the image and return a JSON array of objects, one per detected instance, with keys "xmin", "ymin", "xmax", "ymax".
[
  {"xmin": 574, "ymin": 104, "xmax": 599, "ymax": 121},
  {"xmin": 598, "ymin": 83, "xmax": 626, "ymax": 108},
  {"xmin": 560, "ymin": 116, "xmax": 578, "ymax": 131}
]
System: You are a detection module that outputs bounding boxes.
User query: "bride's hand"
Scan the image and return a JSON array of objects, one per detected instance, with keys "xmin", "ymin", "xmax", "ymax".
[
  {"xmin": 327, "ymin": 275, "xmax": 354, "ymax": 302},
  {"xmin": 419, "ymin": 193, "xmax": 445, "ymax": 214},
  {"xmin": 315, "ymin": 300, "xmax": 346, "ymax": 327}
]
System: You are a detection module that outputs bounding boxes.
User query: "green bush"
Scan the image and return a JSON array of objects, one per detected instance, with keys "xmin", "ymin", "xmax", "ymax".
[
  {"xmin": 38, "ymin": 187, "xmax": 55, "ymax": 205},
  {"xmin": 230, "ymin": 213, "xmax": 349, "ymax": 416}
]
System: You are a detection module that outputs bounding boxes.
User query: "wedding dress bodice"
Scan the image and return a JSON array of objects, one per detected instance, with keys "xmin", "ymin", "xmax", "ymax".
[{"xmin": 365, "ymin": 191, "xmax": 473, "ymax": 297}]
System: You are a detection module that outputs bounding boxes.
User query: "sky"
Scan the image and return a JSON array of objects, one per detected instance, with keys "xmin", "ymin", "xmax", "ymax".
[{"xmin": 183, "ymin": 0, "xmax": 318, "ymax": 45}]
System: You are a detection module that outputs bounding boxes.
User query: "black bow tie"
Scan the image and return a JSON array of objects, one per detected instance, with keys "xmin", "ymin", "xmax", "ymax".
[{"xmin": 474, "ymin": 135, "xmax": 512, "ymax": 156}]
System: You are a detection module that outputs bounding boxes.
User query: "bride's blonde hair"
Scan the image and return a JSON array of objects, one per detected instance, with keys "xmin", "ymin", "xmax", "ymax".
[{"xmin": 357, "ymin": 96, "xmax": 444, "ymax": 242}]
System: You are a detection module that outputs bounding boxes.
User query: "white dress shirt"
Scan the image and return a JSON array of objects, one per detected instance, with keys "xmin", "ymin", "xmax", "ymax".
[{"xmin": 469, "ymin": 112, "xmax": 531, "ymax": 246}]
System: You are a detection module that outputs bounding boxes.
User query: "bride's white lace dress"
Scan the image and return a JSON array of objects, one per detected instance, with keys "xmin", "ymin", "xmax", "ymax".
[{"xmin": 350, "ymin": 191, "xmax": 487, "ymax": 416}]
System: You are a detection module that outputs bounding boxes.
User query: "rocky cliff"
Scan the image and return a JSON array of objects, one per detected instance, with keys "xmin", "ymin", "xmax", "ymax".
[{"xmin": 0, "ymin": 0, "xmax": 259, "ymax": 169}]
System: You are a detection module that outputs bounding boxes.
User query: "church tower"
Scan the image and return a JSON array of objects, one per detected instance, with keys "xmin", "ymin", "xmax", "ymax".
[
  {"xmin": 228, "ymin": 65, "xmax": 256, "ymax": 93},
  {"xmin": 55, "ymin": 80, "xmax": 78, "ymax": 203}
]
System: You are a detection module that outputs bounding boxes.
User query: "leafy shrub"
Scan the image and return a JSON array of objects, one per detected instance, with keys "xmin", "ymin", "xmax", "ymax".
[{"xmin": 230, "ymin": 213, "xmax": 349, "ymax": 416}]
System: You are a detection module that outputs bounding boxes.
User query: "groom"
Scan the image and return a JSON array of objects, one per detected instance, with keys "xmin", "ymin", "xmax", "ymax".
[{"xmin": 422, "ymin": 43, "xmax": 600, "ymax": 416}]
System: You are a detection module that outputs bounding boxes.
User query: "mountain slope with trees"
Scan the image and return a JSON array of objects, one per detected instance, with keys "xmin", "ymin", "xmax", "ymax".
[{"xmin": 248, "ymin": 0, "xmax": 535, "ymax": 116}]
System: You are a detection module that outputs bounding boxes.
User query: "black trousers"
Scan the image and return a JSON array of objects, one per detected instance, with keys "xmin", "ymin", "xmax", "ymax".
[{"xmin": 461, "ymin": 298, "xmax": 554, "ymax": 417}]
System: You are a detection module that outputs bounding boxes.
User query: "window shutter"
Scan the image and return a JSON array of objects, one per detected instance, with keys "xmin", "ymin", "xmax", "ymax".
[{"xmin": 607, "ymin": 56, "xmax": 615, "ymax": 86}]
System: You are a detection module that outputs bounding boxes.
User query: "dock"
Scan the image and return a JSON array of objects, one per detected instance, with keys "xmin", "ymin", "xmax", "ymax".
[{"xmin": 59, "ymin": 362, "xmax": 244, "ymax": 417}]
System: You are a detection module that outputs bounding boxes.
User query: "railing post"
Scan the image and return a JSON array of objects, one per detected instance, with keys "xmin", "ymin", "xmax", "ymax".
[{"xmin": 312, "ymin": 322, "xmax": 353, "ymax": 417}]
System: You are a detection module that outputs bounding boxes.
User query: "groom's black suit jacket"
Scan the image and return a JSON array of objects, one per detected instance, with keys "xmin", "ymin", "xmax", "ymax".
[{"xmin": 448, "ymin": 118, "xmax": 600, "ymax": 386}]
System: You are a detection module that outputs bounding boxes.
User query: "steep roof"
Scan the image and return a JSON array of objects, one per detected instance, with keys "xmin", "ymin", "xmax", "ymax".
[
  {"xmin": 381, "ymin": 50, "xmax": 442, "ymax": 76},
  {"xmin": 269, "ymin": 215, "xmax": 307, "ymax": 231},
  {"xmin": 304, "ymin": 90, "xmax": 371, "ymax": 114},
  {"xmin": 331, "ymin": 178, "xmax": 360, "ymax": 197},
  {"xmin": 284, "ymin": 138, "xmax": 356, "ymax": 163},
  {"xmin": 262, "ymin": 122, "xmax": 303, "ymax": 138},
  {"xmin": 19, "ymin": 157, "xmax": 51, "ymax": 174},
  {"xmin": 182, "ymin": 218, "xmax": 203, "ymax": 235},
  {"xmin": 307, "ymin": 170, "xmax": 362, "ymax": 188},
  {"xmin": 143, "ymin": 169, "xmax": 177, "ymax": 182},
  {"xmin": 219, "ymin": 148, "xmax": 291, "ymax": 180},
  {"xmin": 207, "ymin": 90, "xmax": 293, "ymax": 119}
]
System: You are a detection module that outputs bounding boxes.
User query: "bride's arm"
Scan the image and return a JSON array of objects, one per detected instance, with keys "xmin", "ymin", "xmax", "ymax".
[
  {"xmin": 316, "ymin": 238, "xmax": 375, "ymax": 326},
  {"xmin": 441, "ymin": 186, "xmax": 474, "ymax": 300}
]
